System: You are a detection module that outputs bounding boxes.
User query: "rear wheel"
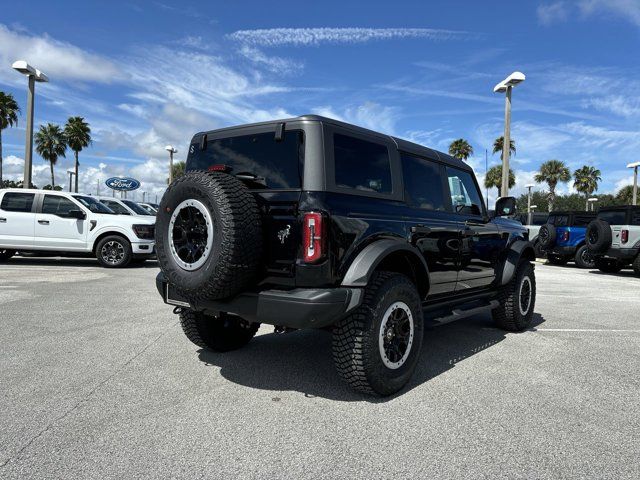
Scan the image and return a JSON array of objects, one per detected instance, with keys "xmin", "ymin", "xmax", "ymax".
[
  {"xmin": 547, "ymin": 255, "xmax": 568, "ymax": 266},
  {"xmin": 96, "ymin": 235, "xmax": 132, "ymax": 268},
  {"xmin": 595, "ymin": 257, "xmax": 623, "ymax": 274},
  {"xmin": 574, "ymin": 245, "xmax": 595, "ymax": 269},
  {"xmin": 0, "ymin": 249, "xmax": 16, "ymax": 262},
  {"xmin": 633, "ymin": 255, "xmax": 640, "ymax": 276},
  {"xmin": 533, "ymin": 240, "xmax": 546, "ymax": 259},
  {"xmin": 332, "ymin": 271, "xmax": 423, "ymax": 396},
  {"xmin": 179, "ymin": 309, "xmax": 259, "ymax": 352},
  {"xmin": 493, "ymin": 260, "xmax": 536, "ymax": 332}
]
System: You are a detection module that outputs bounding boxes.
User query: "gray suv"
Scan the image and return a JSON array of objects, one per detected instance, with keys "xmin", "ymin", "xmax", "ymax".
[{"xmin": 586, "ymin": 206, "xmax": 640, "ymax": 275}]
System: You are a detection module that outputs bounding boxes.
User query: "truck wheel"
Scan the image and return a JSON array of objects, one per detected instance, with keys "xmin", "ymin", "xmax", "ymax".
[
  {"xmin": 96, "ymin": 235, "xmax": 132, "ymax": 268},
  {"xmin": 633, "ymin": 255, "xmax": 640, "ymax": 276},
  {"xmin": 574, "ymin": 245, "xmax": 595, "ymax": 269},
  {"xmin": 0, "ymin": 249, "xmax": 16, "ymax": 262},
  {"xmin": 595, "ymin": 258, "xmax": 623, "ymax": 274},
  {"xmin": 586, "ymin": 219, "xmax": 612, "ymax": 254},
  {"xmin": 179, "ymin": 309, "xmax": 259, "ymax": 352},
  {"xmin": 493, "ymin": 260, "xmax": 536, "ymax": 332},
  {"xmin": 533, "ymin": 240, "xmax": 546, "ymax": 259},
  {"xmin": 156, "ymin": 171, "xmax": 262, "ymax": 301},
  {"xmin": 332, "ymin": 271, "xmax": 424, "ymax": 396},
  {"xmin": 547, "ymin": 255, "xmax": 568, "ymax": 265}
]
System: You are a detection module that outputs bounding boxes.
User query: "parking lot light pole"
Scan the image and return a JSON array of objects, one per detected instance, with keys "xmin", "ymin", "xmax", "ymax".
[
  {"xmin": 166, "ymin": 145, "xmax": 177, "ymax": 184},
  {"xmin": 494, "ymin": 72, "xmax": 525, "ymax": 198},
  {"xmin": 67, "ymin": 170, "xmax": 76, "ymax": 192},
  {"xmin": 525, "ymin": 184, "xmax": 535, "ymax": 224},
  {"xmin": 588, "ymin": 197, "xmax": 598, "ymax": 212},
  {"xmin": 12, "ymin": 61, "xmax": 49, "ymax": 189},
  {"xmin": 628, "ymin": 161, "xmax": 640, "ymax": 206}
]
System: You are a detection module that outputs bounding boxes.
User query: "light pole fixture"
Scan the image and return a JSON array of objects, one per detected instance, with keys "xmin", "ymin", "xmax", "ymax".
[
  {"xmin": 12, "ymin": 60, "xmax": 49, "ymax": 190},
  {"xmin": 588, "ymin": 197, "xmax": 598, "ymax": 212},
  {"xmin": 627, "ymin": 161, "xmax": 640, "ymax": 206},
  {"xmin": 165, "ymin": 145, "xmax": 178, "ymax": 184},
  {"xmin": 525, "ymin": 183, "xmax": 535, "ymax": 225},
  {"xmin": 494, "ymin": 71, "xmax": 525, "ymax": 198},
  {"xmin": 67, "ymin": 170, "xmax": 76, "ymax": 192}
]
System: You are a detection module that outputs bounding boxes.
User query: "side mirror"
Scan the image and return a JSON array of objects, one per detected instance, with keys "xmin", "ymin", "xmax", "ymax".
[
  {"xmin": 495, "ymin": 197, "xmax": 517, "ymax": 217},
  {"xmin": 68, "ymin": 209, "xmax": 86, "ymax": 220}
]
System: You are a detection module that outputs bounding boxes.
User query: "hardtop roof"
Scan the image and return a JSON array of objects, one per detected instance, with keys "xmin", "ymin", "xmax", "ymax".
[
  {"xmin": 193, "ymin": 114, "xmax": 470, "ymax": 171},
  {"xmin": 549, "ymin": 210, "xmax": 597, "ymax": 216},
  {"xmin": 597, "ymin": 205, "xmax": 640, "ymax": 212}
]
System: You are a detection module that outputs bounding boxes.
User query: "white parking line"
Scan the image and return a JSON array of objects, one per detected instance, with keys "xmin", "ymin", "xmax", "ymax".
[{"xmin": 535, "ymin": 328, "xmax": 640, "ymax": 332}]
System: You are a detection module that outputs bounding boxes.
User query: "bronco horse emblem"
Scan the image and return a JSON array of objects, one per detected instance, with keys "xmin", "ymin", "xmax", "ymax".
[{"xmin": 277, "ymin": 225, "xmax": 291, "ymax": 244}]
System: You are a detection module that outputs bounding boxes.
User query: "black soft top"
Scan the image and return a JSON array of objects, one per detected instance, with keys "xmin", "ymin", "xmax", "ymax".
[
  {"xmin": 549, "ymin": 210, "xmax": 596, "ymax": 216},
  {"xmin": 597, "ymin": 205, "xmax": 640, "ymax": 213},
  {"xmin": 194, "ymin": 114, "xmax": 470, "ymax": 172}
]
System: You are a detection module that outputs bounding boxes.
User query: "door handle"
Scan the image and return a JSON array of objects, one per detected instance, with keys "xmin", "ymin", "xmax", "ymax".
[
  {"xmin": 0, "ymin": 217, "xmax": 6, "ymax": 223},
  {"xmin": 38, "ymin": 220, "xmax": 50, "ymax": 225},
  {"xmin": 410, "ymin": 225, "xmax": 431, "ymax": 235}
]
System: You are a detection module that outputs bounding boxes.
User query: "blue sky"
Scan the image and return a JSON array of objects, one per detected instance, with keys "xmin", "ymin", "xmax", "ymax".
[{"xmin": 1, "ymin": 0, "xmax": 639, "ymax": 202}]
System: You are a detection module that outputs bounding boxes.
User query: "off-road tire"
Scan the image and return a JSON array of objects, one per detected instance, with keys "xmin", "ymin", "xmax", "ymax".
[
  {"xmin": 595, "ymin": 257, "xmax": 623, "ymax": 274},
  {"xmin": 633, "ymin": 255, "xmax": 640, "ymax": 276},
  {"xmin": 95, "ymin": 235, "xmax": 132, "ymax": 268},
  {"xmin": 538, "ymin": 224, "xmax": 556, "ymax": 248},
  {"xmin": 492, "ymin": 260, "xmax": 536, "ymax": 332},
  {"xmin": 179, "ymin": 309, "xmax": 259, "ymax": 352},
  {"xmin": 156, "ymin": 171, "xmax": 262, "ymax": 301},
  {"xmin": 332, "ymin": 271, "xmax": 424, "ymax": 396},
  {"xmin": 0, "ymin": 249, "xmax": 16, "ymax": 262},
  {"xmin": 547, "ymin": 255, "xmax": 568, "ymax": 265},
  {"xmin": 533, "ymin": 240, "xmax": 546, "ymax": 259},
  {"xmin": 574, "ymin": 245, "xmax": 595, "ymax": 269},
  {"xmin": 586, "ymin": 219, "xmax": 612, "ymax": 254}
]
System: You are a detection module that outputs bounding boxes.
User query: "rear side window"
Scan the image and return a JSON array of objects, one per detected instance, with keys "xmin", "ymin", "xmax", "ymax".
[
  {"xmin": 334, "ymin": 134, "xmax": 392, "ymax": 194},
  {"xmin": 401, "ymin": 154, "xmax": 445, "ymax": 211},
  {"xmin": 598, "ymin": 210, "xmax": 627, "ymax": 225},
  {"xmin": 100, "ymin": 200, "xmax": 131, "ymax": 215},
  {"xmin": 187, "ymin": 131, "xmax": 303, "ymax": 189},
  {"xmin": 549, "ymin": 215, "xmax": 568, "ymax": 226},
  {"xmin": 42, "ymin": 195, "xmax": 78, "ymax": 217},
  {"xmin": 632, "ymin": 211, "xmax": 640, "ymax": 226},
  {"xmin": 446, "ymin": 167, "xmax": 483, "ymax": 216},
  {"xmin": 0, "ymin": 193, "xmax": 35, "ymax": 212}
]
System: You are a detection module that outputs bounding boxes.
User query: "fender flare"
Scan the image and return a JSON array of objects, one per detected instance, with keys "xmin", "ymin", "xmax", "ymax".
[
  {"xmin": 341, "ymin": 239, "xmax": 430, "ymax": 289},
  {"xmin": 500, "ymin": 240, "xmax": 536, "ymax": 286}
]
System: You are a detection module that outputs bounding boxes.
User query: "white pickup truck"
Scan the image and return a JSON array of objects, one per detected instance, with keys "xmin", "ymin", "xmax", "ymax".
[{"xmin": 0, "ymin": 189, "xmax": 155, "ymax": 268}]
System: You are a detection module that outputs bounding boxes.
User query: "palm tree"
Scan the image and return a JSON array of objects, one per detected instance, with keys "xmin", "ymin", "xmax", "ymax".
[
  {"xmin": 616, "ymin": 185, "xmax": 634, "ymax": 205},
  {"xmin": 484, "ymin": 165, "xmax": 516, "ymax": 197},
  {"xmin": 534, "ymin": 159, "xmax": 571, "ymax": 212},
  {"xmin": 448, "ymin": 139, "xmax": 474, "ymax": 161},
  {"xmin": 492, "ymin": 136, "xmax": 516, "ymax": 158},
  {"xmin": 573, "ymin": 165, "xmax": 602, "ymax": 210},
  {"xmin": 64, "ymin": 116, "xmax": 91, "ymax": 193},
  {"xmin": 0, "ymin": 91, "xmax": 20, "ymax": 185},
  {"xmin": 35, "ymin": 123, "xmax": 66, "ymax": 189}
]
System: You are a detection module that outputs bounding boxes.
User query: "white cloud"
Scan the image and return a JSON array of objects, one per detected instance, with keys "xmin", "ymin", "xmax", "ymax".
[
  {"xmin": 227, "ymin": 27, "xmax": 471, "ymax": 47},
  {"xmin": 583, "ymin": 95, "xmax": 640, "ymax": 117},
  {"xmin": 0, "ymin": 24, "xmax": 122, "ymax": 84},
  {"xmin": 238, "ymin": 46, "xmax": 303, "ymax": 74},
  {"xmin": 538, "ymin": 2, "xmax": 570, "ymax": 25},
  {"xmin": 312, "ymin": 102, "xmax": 400, "ymax": 134},
  {"xmin": 578, "ymin": 0, "xmax": 640, "ymax": 27}
]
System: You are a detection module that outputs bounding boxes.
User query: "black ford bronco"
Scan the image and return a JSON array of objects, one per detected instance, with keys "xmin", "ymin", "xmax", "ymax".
[{"xmin": 155, "ymin": 115, "xmax": 536, "ymax": 396}]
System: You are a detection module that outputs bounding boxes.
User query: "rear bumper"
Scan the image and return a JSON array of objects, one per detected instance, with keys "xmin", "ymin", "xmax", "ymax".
[
  {"xmin": 597, "ymin": 246, "xmax": 640, "ymax": 262},
  {"xmin": 545, "ymin": 245, "xmax": 576, "ymax": 256},
  {"xmin": 155, "ymin": 273, "xmax": 362, "ymax": 329}
]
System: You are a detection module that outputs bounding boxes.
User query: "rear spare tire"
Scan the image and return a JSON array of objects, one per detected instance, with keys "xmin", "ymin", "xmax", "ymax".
[
  {"xmin": 156, "ymin": 171, "xmax": 262, "ymax": 301},
  {"xmin": 538, "ymin": 224, "xmax": 556, "ymax": 249},
  {"xmin": 586, "ymin": 219, "xmax": 612, "ymax": 254}
]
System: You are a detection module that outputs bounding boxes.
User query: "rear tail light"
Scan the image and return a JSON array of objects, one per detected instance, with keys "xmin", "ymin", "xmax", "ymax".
[
  {"xmin": 302, "ymin": 212, "xmax": 325, "ymax": 263},
  {"xmin": 562, "ymin": 231, "xmax": 570, "ymax": 242},
  {"xmin": 621, "ymin": 229, "xmax": 629, "ymax": 244}
]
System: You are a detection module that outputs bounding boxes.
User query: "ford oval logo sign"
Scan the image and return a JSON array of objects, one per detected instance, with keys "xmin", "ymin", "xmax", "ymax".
[{"xmin": 105, "ymin": 177, "xmax": 140, "ymax": 191}]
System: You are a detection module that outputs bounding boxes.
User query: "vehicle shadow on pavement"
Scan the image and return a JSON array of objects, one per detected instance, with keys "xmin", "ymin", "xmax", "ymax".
[
  {"xmin": 196, "ymin": 312, "xmax": 546, "ymax": 402},
  {"xmin": 588, "ymin": 269, "xmax": 638, "ymax": 278},
  {"xmin": 2, "ymin": 257, "xmax": 159, "ymax": 268}
]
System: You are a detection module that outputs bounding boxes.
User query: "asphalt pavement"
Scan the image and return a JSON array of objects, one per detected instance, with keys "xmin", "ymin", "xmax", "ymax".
[{"xmin": 1, "ymin": 257, "xmax": 638, "ymax": 479}]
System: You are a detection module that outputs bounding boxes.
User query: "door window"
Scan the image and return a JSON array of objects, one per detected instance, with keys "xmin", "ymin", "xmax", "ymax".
[
  {"xmin": 42, "ymin": 195, "xmax": 79, "ymax": 217},
  {"xmin": 401, "ymin": 154, "xmax": 445, "ymax": 211},
  {"xmin": 1, "ymin": 193, "xmax": 35, "ymax": 212},
  {"xmin": 445, "ymin": 167, "xmax": 483, "ymax": 216},
  {"xmin": 100, "ymin": 200, "xmax": 130, "ymax": 215},
  {"xmin": 334, "ymin": 134, "xmax": 392, "ymax": 194}
]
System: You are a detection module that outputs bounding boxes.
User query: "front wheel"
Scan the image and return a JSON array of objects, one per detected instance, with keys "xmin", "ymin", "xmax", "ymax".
[
  {"xmin": 179, "ymin": 309, "xmax": 259, "ymax": 352},
  {"xmin": 332, "ymin": 271, "xmax": 424, "ymax": 396},
  {"xmin": 493, "ymin": 260, "xmax": 536, "ymax": 332},
  {"xmin": 575, "ymin": 245, "xmax": 595, "ymax": 269},
  {"xmin": 96, "ymin": 235, "xmax": 132, "ymax": 268},
  {"xmin": 0, "ymin": 249, "xmax": 16, "ymax": 262}
]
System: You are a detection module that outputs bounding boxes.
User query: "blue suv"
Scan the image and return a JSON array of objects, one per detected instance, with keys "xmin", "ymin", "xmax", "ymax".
[{"xmin": 538, "ymin": 211, "xmax": 597, "ymax": 268}]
